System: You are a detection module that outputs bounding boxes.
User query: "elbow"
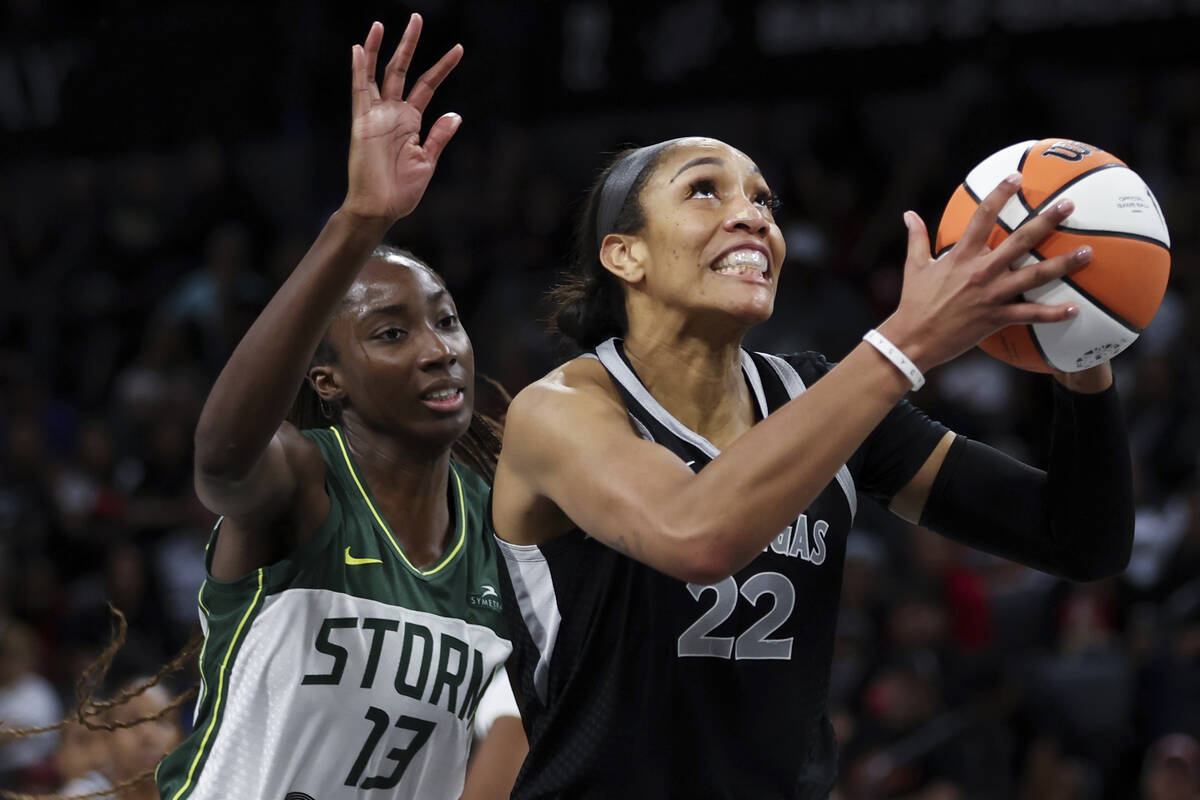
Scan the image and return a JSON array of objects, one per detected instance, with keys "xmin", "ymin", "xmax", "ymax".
[
  {"xmin": 1056, "ymin": 523, "xmax": 1134, "ymax": 583},
  {"xmin": 673, "ymin": 558, "xmax": 735, "ymax": 587},
  {"xmin": 193, "ymin": 438, "xmax": 236, "ymax": 483},
  {"xmin": 193, "ymin": 419, "xmax": 228, "ymax": 476},
  {"xmin": 1064, "ymin": 547, "xmax": 1131, "ymax": 583},
  {"xmin": 656, "ymin": 518, "xmax": 746, "ymax": 586},
  {"xmin": 193, "ymin": 434, "xmax": 253, "ymax": 490},
  {"xmin": 1059, "ymin": 560, "xmax": 1126, "ymax": 583},
  {"xmin": 193, "ymin": 413, "xmax": 260, "ymax": 483}
]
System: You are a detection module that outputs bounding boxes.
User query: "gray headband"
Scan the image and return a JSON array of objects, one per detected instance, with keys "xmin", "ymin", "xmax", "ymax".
[{"xmin": 594, "ymin": 138, "xmax": 688, "ymax": 251}]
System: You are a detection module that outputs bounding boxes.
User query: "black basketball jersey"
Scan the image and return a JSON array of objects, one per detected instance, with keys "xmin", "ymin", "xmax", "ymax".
[{"xmin": 496, "ymin": 338, "xmax": 948, "ymax": 799}]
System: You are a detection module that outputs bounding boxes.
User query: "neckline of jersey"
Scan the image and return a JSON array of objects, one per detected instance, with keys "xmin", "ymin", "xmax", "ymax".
[
  {"xmin": 328, "ymin": 426, "xmax": 467, "ymax": 579},
  {"xmin": 606, "ymin": 339, "xmax": 769, "ymax": 459}
]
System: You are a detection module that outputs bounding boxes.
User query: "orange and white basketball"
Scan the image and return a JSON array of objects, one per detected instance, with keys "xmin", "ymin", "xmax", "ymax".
[{"xmin": 935, "ymin": 138, "xmax": 1171, "ymax": 373}]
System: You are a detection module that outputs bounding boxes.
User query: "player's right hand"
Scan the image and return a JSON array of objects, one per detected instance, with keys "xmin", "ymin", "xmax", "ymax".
[
  {"xmin": 879, "ymin": 174, "xmax": 1092, "ymax": 372},
  {"xmin": 342, "ymin": 14, "xmax": 463, "ymax": 225}
]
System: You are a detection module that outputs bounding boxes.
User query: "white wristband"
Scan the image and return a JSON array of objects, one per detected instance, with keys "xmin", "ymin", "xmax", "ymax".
[{"xmin": 863, "ymin": 329, "xmax": 925, "ymax": 391}]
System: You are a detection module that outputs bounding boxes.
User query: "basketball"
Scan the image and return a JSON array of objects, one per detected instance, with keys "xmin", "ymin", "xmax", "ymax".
[{"xmin": 934, "ymin": 138, "xmax": 1171, "ymax": 373}]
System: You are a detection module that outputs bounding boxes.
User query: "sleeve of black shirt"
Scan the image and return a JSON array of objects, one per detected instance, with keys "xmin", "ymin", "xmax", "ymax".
[
  {"xmin": 782, "ymin": 352, "xmax": 949, "ymax": 505},
  {"xmin": 918, "ymin": 380, "xmax": 1134, "ymax": 582}
]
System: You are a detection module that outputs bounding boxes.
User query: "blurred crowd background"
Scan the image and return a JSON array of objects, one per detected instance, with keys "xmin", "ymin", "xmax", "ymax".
[{"xmin": 2, "ymin": 0, "xmax": 1199, "ymax": 797}]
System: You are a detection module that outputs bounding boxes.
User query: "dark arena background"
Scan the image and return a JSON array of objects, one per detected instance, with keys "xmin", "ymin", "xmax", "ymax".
[{"xmin": 2, "ymin": 1, "xmax": 1200, "ymax": 797}]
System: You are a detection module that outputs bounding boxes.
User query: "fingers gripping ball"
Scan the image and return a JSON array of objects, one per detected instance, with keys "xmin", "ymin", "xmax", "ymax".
[{"xmin": 935, "ymin": 139, "xmax": 1171, "ymax": 372}]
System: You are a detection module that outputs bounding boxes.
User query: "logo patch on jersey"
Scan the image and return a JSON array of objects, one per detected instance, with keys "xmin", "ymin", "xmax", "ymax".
[
  {"xmin": 344, "ymin": 547, "xmax": 382, "ymax": 566},
  {"xmin": 468, "ymin": 584, "xmax": 502, "ymax": 611}
]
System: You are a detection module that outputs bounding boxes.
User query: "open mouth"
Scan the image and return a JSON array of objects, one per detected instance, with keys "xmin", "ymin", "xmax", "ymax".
[
  {"xmin": 711, "ymin": 246, "xmax": 771, "ymax": 285},
  {"xmin": 420, "ymin": 387, "xmax": 465, "ymax": 413}
]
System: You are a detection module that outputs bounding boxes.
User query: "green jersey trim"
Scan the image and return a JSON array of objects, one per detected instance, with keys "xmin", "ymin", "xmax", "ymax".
[
  {"xmin": 328, "ymin": 426, "xmax": 467, "ymax": 578},
  {"xmin": 167, "ymin": 568, "xmax": 265, "ymax": 800}
]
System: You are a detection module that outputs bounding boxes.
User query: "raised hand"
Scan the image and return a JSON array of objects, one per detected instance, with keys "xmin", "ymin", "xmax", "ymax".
[
  {"xmin": 343, "ymin": 15, "xmax": 463, "ymax": 224},
  {"xmin": 879, "ymin": 174, "xmax": 1093, "ymax": 372}
]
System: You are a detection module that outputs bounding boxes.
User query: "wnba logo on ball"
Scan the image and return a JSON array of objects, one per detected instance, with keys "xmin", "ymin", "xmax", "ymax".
[{"xmin": 1042, "ymin": 141, "xmax": 1094, "ymax": 161}]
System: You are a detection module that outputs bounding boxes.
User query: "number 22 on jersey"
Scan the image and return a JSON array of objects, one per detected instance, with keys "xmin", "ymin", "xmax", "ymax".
[{"xmin": 677, "ymin": 571, "xmax": 795, "ymax": 660}]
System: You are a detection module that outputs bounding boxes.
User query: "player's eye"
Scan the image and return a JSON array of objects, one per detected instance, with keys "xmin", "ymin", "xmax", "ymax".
[
  {"xmin": 687, "ymin": 178, "xmax": 718, "ymax": 200},
  {"xmin": 755, "ymin": 191, "xmax": 782, "ymax": 212}
]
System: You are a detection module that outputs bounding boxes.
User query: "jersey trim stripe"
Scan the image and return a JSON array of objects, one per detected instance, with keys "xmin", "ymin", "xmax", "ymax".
[
  {"xmin": 495, "ymin": 540, "xmax": 560, "ymax": 705},
  {"xmin": 758, "ymin": 353, "xmax": 858, "ymax": 520},
  {"xmin": 743, "ymin": 351, "xmax": 769, "ymax": 415},
  {"xmin": 329, "ymin": 426, "xmax": 467, "ymax": 577},
  {"xmin": 169, "ymin": 569, "xmax": 265, "ymax": 800},
  {"xmin": 196, "ymin": 581, "xmax": 212, "ymax": 617},
  {"xmin": 594, "ymin": 340, "xmax": 769, "ymax": 459},
  {"xmin": 594, "ymin": 339, "xmax": 858, "ymax": 520},
  {"xmin": 194, "ymin": 583, "xmax": 211, "ymax": 716}
]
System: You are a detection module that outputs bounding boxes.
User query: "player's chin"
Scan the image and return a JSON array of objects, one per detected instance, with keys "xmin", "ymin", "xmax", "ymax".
[
  {"xmin": 410, "ymin": 409, "xmax": 474, "ymax": 449},
  {"xmin": 725, "ymin": 295, "xmax": 775, "ymax": 327}
]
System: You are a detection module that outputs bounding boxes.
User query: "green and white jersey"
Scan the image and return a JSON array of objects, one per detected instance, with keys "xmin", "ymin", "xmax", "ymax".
[{"xmin": 158, "ymin": 427, "xmax": 511, "ymax": 800}]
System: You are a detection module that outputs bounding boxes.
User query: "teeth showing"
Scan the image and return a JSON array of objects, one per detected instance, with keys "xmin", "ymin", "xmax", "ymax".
[
  {"xmin": 425, "ymin": 389, "xmax": 460, "ymax": 401},
  {"xmin": 713, "ymin": 248, "xmax": 768, "ymax": 276}
]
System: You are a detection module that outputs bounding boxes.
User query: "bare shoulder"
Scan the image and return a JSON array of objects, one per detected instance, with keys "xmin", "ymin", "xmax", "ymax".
[
  {"xmin": 511, "ymin": 356, "xmax": 624, "ymax": 417},
  {"xmin": 494, "ymin": 357, "xmax": 633, "ymax": 545},
  {"xmin": 504, "ymin": 357, "xmax": 628, "ymax": 451}
]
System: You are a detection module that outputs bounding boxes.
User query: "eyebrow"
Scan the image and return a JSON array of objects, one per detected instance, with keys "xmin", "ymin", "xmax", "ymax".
[
  {"xmin": 670, "ymin": 156, "xmax": 763, "ymax": 182},
  {"xmin": 360, "ymin": 291, "xmax": 447, "ymax": 319}
]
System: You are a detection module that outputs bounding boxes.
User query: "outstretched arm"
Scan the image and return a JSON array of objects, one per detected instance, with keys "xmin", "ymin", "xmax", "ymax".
[
  {"xmin": 496, "ymin": 178, "xmax": 1096, "ymax": 584},
  {"xmin": 193, "ymin": 15, "xmax": 462, "ymax": 526}
]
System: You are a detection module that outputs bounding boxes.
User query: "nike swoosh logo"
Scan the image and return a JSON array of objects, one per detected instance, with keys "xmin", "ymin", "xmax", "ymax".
[{"xmin": 345, "ymin": 547, "xmax": 382, "ymax": 566}]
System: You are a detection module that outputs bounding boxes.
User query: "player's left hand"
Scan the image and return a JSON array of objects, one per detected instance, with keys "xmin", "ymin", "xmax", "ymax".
[{"xmin": 342, "ymin": 14, "xmax": 463, "ymax": 225}]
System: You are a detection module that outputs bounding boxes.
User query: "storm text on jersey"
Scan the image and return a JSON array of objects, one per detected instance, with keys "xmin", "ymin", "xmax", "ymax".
[{"xmin": 300, "ymin": 616, "xmax": 489, "ymax": 721}]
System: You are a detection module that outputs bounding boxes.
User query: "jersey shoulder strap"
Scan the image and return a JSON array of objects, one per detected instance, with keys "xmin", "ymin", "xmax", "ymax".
[{"xmin": 749, "ymin": 351, "xmax": 858, "ymax": 520}]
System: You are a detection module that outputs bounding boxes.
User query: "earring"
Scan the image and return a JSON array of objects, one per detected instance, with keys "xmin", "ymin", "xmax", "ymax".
[{"xmin": 319, "ymin": 397, "xmax": 334, "ymax": 419}]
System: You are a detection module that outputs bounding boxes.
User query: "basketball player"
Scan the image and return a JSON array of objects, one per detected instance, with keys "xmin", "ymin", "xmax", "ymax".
[
  {"xmin": 157, "ymin": 16, "xmax": 523, "ymax": 799},
  {"xmin": 491, "ymin": 138, "xmax": 1134, "ymax": 798}
]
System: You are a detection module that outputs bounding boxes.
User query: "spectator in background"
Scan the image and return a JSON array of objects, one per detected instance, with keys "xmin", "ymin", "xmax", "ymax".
[
  {"xmin": 0, "ymin": 414, "xmax": 56, "ymax": 560},
  {"xmin": 1026, "ymin": 580, "xmax": 1135, "ymax": 791},
  {"xmin": 53, "ymin": 718, "xmax": 112, "ymax": 796},
  {"xmin": 0, "ymin": 621, "xmax": 62, "ymax": 786},
  {"xmin": 107, "ymin": 683, "xmax": 183, "ymax": 800},
  {"xmin": 159, "ymin": 220, "xmax": 271, "ymax": 371},
  {"xmin": 1141, "ymin": 734, "xmax": 1200, "ymax": 800}
]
